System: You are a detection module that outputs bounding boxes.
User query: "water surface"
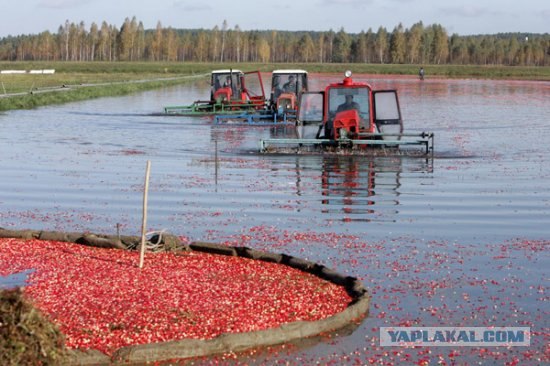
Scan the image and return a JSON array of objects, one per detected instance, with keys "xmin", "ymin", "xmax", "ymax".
[{"xmin": 0, "ymin": 75, "xmax": 548, "ymax": 364}]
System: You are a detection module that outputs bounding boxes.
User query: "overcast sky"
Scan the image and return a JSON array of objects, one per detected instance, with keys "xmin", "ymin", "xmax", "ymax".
[{"xmin": 1, "ymin": 0, "xmax": 548, "ymax": 37}]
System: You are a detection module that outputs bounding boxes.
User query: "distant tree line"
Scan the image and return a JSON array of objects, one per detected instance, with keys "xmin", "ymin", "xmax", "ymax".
[{"xmin": 0, "ymin": 17, "xmax": 548, "ymax": 66}]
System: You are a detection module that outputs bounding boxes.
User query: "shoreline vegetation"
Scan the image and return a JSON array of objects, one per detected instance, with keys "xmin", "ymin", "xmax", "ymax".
[
  {"xmin": 2, "ymin": 20, "xmax": 547, "ymax": 67},
  {"xmin": 1, "ymin": 62, "xmax": 549, "ymax": 111}
]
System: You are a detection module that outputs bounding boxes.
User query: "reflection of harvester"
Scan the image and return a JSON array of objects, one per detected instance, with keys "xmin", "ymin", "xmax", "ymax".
[
  {"xmin": 260, "ymin": 71, "xmax": 434, "ymax": 155},
  {"xmin": 164, "ymin": 70, "xmax": 266, "ymax": 116}
]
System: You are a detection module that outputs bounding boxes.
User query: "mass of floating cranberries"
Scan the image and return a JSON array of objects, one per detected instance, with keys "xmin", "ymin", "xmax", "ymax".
[{"xmin": 0, "ymin": 238, "xmax": 352, "ymax": 355}]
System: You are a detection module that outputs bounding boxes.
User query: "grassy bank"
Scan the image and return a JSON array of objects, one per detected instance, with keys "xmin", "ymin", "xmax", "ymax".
[
  {"xmin": 0, "ymin": 62, "xmax": 216, "ymax": 111},
  {"xmin": 269, "ymin": 63, "xmax": 550, "ymax": 80},
  {"xmin": 0, "ymin": 76, "xmax": 203, "ymax": 111},
  {"xmin": 2, "ymin": 61, "xmax": 548, "ymax": 81},
  {"xmin": 1, "ymin": 62, "xmax": 548, "ymax": 111}
]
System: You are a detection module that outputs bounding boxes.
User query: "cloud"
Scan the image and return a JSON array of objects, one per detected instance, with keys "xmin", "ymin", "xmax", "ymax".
[
  {"xmin": 173, "ymin": 0, "xmax": 211, "ymax": 11},
  {"xmin": 38, "ymin": 0, "xmax": 91, "ymax": 9},
  {"xmin": 438, "ymin": 5, "xmax": 501, "ymax": 18},
  {"xmin": 319, "ymin": 0, "xmax": 371, "ymax": 6}
]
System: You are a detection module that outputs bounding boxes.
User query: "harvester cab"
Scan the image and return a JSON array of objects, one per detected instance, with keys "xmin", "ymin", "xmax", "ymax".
[
  {"xmin": 297, "ymin": 71, "xmax": 403, "ymax": 140},
  {"xmin": 270, "ymin": 70, "xmax": 308, "ymax": 115},
  {"xmin": 211, "ymin": 70, "xmax": 266, "ymax": 107},
  {"xmin": 163, "ymin": 69, "xmax": 266, "ymax": 116},
  {"xmin": 211, "ymin": 70, "xmax": 243, "ymax": 103}
]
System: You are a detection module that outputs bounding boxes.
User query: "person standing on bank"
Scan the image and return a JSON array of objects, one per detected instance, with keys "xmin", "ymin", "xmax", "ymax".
[{"xmin": 419, "ymin": 67, "xmax": 425, "ymax": 80}]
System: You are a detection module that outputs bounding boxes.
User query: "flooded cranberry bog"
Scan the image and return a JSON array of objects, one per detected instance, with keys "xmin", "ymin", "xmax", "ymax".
[{"xmin": 1, "ymin": 74, "xmax": 549, "ymax": 364}]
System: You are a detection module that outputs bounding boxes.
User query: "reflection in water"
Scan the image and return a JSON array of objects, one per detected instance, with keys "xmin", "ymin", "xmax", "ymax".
[
  {"xmin": 0, "ymin": 269, "xmax": 35, "ymax": 289},
  {"xmin": 321, "ymin": 157, "xmax": 376, "ymax": 217},
  {"xmin": 285, "ymin": 154, "xmax": 432, "ymax": 224},
  {"xmin": 319, "ymin": 156, "xmax": 401, "ymax": 222},
  {"xmin": 207, "ymin": 118, "xmax": 434, "ymax": 224}
]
